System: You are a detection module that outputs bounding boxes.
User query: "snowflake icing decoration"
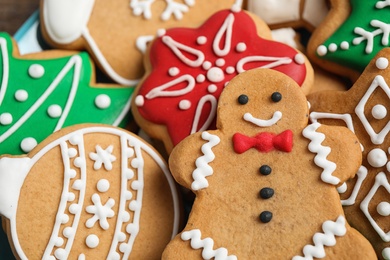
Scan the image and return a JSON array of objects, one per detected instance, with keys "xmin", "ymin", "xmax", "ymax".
[
  {"xmin": 89, "ymin": 145, "xmax": 117, "ymax": 170},
  {"xmin": 86, "ymin": 193, "xmax": 115, "ymax": 230}
]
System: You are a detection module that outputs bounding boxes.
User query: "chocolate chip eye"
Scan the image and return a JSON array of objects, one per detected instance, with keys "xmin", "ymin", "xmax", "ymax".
[
  {"xmin": 238, "ymin": 94, "xmax": 249, "ymax": 105},
  {"xmin": 271, "ymin": 92, "xmax": 282, "ymax": 102}
]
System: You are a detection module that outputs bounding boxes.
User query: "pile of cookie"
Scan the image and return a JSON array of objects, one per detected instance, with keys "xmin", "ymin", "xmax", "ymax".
[{"xmin": 1, "ymin": 0, "xmax": 390, "ymax": 259}]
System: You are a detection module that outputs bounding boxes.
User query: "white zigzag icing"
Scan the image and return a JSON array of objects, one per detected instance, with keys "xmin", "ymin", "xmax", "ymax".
[
  {"xmin": 292, "ymin": 216, "xmax": 347, "ymax": 260},
  {"xmin": 302, "ymin": 122, "xmax": 339, "ymax": 185},
  {"xmin": 181, "ymin": 229, "xmax": 237, "ymax": 260},
  {"xmin": 191, "ymin": 131, "xmax": 220, "ymax": 191}
]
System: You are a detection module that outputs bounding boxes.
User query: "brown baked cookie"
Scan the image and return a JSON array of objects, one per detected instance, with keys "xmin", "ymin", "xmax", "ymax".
[
  {"xmin": 162, "ymin": 68, "xmax": 376, "ymax": 259},
  {"xmin": 39, "ymin": 0, "xmax": 242, "ymax": 85},
  {"xmin": 307, "ymin": 0, "xmax": 390, "ymax": 82},
  {"xmin": 0, "ymin": 124, "xmax": 182, "ymax": 259},
  {"xmin": 132, "ymin": 7, "xmax": 314, "ymax": 154},
  {"xmin": 308, "ymin": 48, "xmax": 390, "ymax": 259}
]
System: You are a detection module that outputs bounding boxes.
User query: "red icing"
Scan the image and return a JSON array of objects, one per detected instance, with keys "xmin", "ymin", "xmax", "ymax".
[
  {"xmin": 136, "ymin": 9, "xmax": 306, "ymax": 147},
  {"xmin": 233, "ymin": 130, "xmax": 293, "ymax": 154}
]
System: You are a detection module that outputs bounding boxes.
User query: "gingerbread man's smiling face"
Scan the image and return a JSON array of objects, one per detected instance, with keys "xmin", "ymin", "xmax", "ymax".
[{"xmin": 217, "ymin": 69, "xmax": 309, "ymax": 136}]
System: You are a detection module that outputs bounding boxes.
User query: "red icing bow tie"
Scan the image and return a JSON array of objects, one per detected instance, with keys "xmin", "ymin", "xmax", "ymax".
[{"xmin": 232, "ymin": 130, "xmax": 293, "ymax": 154}]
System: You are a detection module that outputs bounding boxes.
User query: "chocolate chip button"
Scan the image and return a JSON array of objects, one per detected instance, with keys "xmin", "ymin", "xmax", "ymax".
[
  {"xmin": 259, "ymin": 188, "xmax": 274, "ymax": 199},
  {"xmin": 259, "ymin": 211, "xmax": 272, "ymax": 223},
  {"xmin": 259, "ymin": 165, "xmax": 272, "ymax": 175}
]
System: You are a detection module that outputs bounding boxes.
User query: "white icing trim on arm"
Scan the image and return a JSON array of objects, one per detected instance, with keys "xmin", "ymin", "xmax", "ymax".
[
  {"xmin": 302, "ymin": 122, "xmax": 339, "ymax": 185},
  {"xmin": 191, "ymin": 132, "xmax": 220, "ymax": 191},
  {"xmin": 181, "ymin": 229, "xmax": 237, "ymax": 260}
]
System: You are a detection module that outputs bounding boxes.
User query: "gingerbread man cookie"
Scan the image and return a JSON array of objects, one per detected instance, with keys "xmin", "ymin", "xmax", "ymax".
[
  {"xmin": 40, "ymin": 0, "xmax": 243, "ymax": 85},
  {"xmin": 162, "ymin": 68, "xmax": 376, "ymax": 259},
  {"xmin": 308, "ymin": 48, "xmax": 390, "ymax": 259},
  {"xmin": 308, "ymin": 0, "xmax": 390, "ymax": 81},
  {"xmin": 0, "ymin": 124, "xmax": 182, "ymax": 259},
  {"xmin": 132, "ymin": 7, "xmax": 313, "ymax": 154},
  {"xmin": 0, "ymin": 32, "xmax": 134, "ymax": 155}
]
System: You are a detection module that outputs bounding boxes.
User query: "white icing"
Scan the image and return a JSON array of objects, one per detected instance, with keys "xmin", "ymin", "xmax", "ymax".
[
  {"xmin": 367, "ymin": 148, "xmax": 388, "ymax": 167},
  {"xmin": 360, "ymin": 172, "xmax": 390, "ymax": 242},
  {"xmin": 14, "ymin": 89, "xmax": 28, "ymax": 102},
  {"xmin": 0, "ymin": 112, "xmax": 13, "ymax": 125},
  {"xmin": 216, "ymin": 58, "xmax": 225, "ymax": 67},
  {"xmin": 340, "ymin": 41, "xmax": 349, "ymax": 50},
  {"xmin": 340, "ymin": 166, "xmax": 368, "ymax": 206},
  {"xmin": 292, "ymin": 216, "xmax": 347, "ymax": 260},
  {"xmin": 78, "ymin": 254, "xmax": 85, "ymax": 260},
  {"xmin": 247, "ymin": 0, "xmax": 300, "ymax": 24},
  {"xmin": 203, "ymin": 61, "xmax": 212, "ymax": 70},
  {"xmin": 190, "ymin": 95, "xmax": 217, "ymax": 134},
  {"xmin": 181, "ymin": 229, "xmax": 237, "ymax": 260},
  {"xmin": 353, "ymin": 20, "xmax": 390, "ymax": 54},
  {"xmin": 372, "ymin": 104, "xmax": 387, "ymax": 119},
  {"xmin": 20, "ymin": 137, "xmax": 37, "ymax": 153},
  {"xmin": 169, "ymin": 67, "xmax": 180, "ymax": 77},
  {"xmin": 355, "ymin": 75, "xmax": 390, "ymax": 144},
  {"xmin": 206, "ymin": 67, "xmax": 225, "ymax": 83},
  {"xmin": 243, "ymin": 111, "xmax": 282, "ymax": 127},
  {"xmin": 145, "ymin": 74, "xmax": 196, "ymax": 99},
  {"xmin": 225, "ymin": 66, "xmax": 235, "ymax": 74},
  {"xmin": 191, "ymin": 131, "xmax": 220, "ymax": 191},
  {"xmin": 97, "ymin": 179, "xmax": 110, "ymax": 193},
  {"xmin": 336, "ymin": 182, "xmax": 347, "ymax": 194},
  {"xmin": 236, "ymin": 56, "xmax": 293, "ymax": 73},
  {"xmin": 207, "ymin": 84, "xmax": 217, "ymax": 93},
  {"xmin": 0, "ymin": 33, "xmax": 10, "ymax": 106},
  {"xmin": 136, "ymin": 35, "xmax": 154, "ymax": 54},
  {"xmin": 328, "ymin": 43, "xmax": 337, "ymax": 52},
  {"xmin": 197, "ymin": 36, "xmax": 207, "ymax": 45},
  {"xmin": 196, "ymin": 74, "xmax": 206, "ymax": 83},
  {"xmin": 86, "ymin": 234, "xmax": 99, "ymax": 249},
  {"xmin": 95, "ymin": 94, "xmax": 111, "ymax": 109},
  {"xmin": 294, "ymin": 54, "xmax": 305, "ymax": 65},
  {"xmin": 162, "ymin": 35, "xmax": 205, "ymax": 67},
  {"xmin": 316, "ymin": 45, "xmax": 328, "ymax": 56},
  {"xmin": 28, "ymin": 64, "xmax": 45, "ymax": 79},
  {"xmin": 47, "ymin": 104, "xmax": 62, "ymax": 118},
  {"xmin": 89, "ymin": 145, "xmax": 117, "ymax": 170},
  {"xmin": 376, "ymin": 57, "xmax": 389, "ymax": 69},
  {"xmin": 0, "ymin": 126, "xmax": 181, "ymax": 260},
  {"xmin": 213, "ymin": 13, "xmax": 234, "ymax": 57},
  {"xmin": 377, "ymin": 0, "xmax": 390, "ymax": 8},
  {"xmin": 302, "ymin": 122, "xmax": 339, "ymax": 185},
  {"xmin": 43, "ymin": 0, "xmax": 94, "ymax": 44},
  {"xmin": 85, "ymin": 193, "xmax": 115, "ymax": 230},
  {"xmin": 383, "ymin": 247, "xmax": 390, "ymax": 260},
  {"xmin": 377, "ymin": 201, "xmax": 390, "ymax": 216},
  {"xmin": 134, "ymin": 95, "xmax": 145, "ymax": 107},
  {"xmin": 235, "ymin": 42, "xmax": 246, "ymax": 52},
  {"xmin": 179, "ymin": 100, "xmax": 191, "ymax": 110}
]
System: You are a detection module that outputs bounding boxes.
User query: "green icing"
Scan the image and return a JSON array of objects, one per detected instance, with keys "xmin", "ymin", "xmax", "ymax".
[
  {"xmin": 317, "ymin": 0, "xmax": 390, "ymax": 72},
  {"xmin": 0, "ymin": 32, "xmax": 134, "ymax": 155}
]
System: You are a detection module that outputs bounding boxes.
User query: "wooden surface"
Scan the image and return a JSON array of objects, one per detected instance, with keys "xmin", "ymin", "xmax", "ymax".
[{"xmin": 0, "ymin": 0, "xmax": 40, "ymax": 35}]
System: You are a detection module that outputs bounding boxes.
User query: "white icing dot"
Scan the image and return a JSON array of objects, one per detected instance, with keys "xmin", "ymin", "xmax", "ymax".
[
  {"xmin": 28, "ymin": 64, "xmax": 45, "ymax": 78},
  {"xmin": 372, "ymin": 104, "xmax": 387, "ymax": 119},
  {"xmin": 196, "ymin": 74, "xmax": 205, "ymax": 83},
  {"xmin": 367, "ymin": 148, "xmax": 388, "ymax": 168},
  {"xmin": 55, "ymin": 237, "xmax": 64, "ymax": 247},
  {"xmin": 0, "ymin": 113, "xmax": 13, "ymax": 125},
  {"xmin": 376, "ymin": 57, "xmax": 389, "ymax": 70},
  {"xmin": 340, "ymin": 41, "xmax": 349, "ymax": 50},
  {"xmin": 329, "ymin": 43, "xmax": 337, "ymax": 52},
  {"xmin": 216, "ymin": 58, "xmax": 225, "ymax": 67},
  {"xmin": 125, "ymin": 191, "xmax": 133, "ymax": 200},
  {"xmin": 317, "ymin": 45, "xmax": 327, "ymax": 56},
  {"xmin": 225, "ymin": 66, "xmax": 235, "ymax": 74},
  {"xmin": 119, "ymin": 243, "xmax": 129, "ymax": 253},
  {"xmin": 95, "ymin": 94, "xmax": 111, "ymax": 109},
  {"xmin": 135, "ymin": 95, "xmax": 145, "ymax": 107},
  {"xmin": 168, "ymin": 67, "xmax": 180, "ymax": 76},
  {"xmin": 86, "ymin": 234, "xmax": 99, "ymax": 248},
  {"xmin": 336, "ymin": 182, "xmax": 347, "ymax": 194},
  {"xmin": 208, "ymin": 84, "xmax": 217, "ymax": 93},
  {"xmin": 63, "ymin": 227, "xmax": 74, "ymax": 238},
  {"xmin": 126, "ymin": 147, "xmax": 134, "ymax": 158},
  {"xmin": 68, "ymin": 148, "xmax": 77, "ymax": 158},
  {"xmin": 179, "ymin": 100, "xmax": 191, "ymax": 110},
  {"xmin": 110, "ymin": 252, "xmax": 121, "ymax": 260},
  {"xmin": 126, "ymin": 169, "xmax": 134, "ymax": 179},
  {"xmin": 97, "ymin": 179, "xmax": 110, "ymax": 193},
  {"xmin": 67, "ymin": 192, "xmax": 76, "ymax": 201},
  {"xmin": 197, "ymin": 36, "xmax": 207, "ymax": 45},
  {"xmin": 126, "ymin": 223, "xmax": 139, "ymax": 234},
  {"xmin": 60, "ymin": 214, "xmax": 69, "ymax": 224},
  {"xmin": 203, "ymin": 61, "xmax": 212, "ymax": 70},
  {"xmin": 377, "ymin": 201, "xmax": 390, "ymax": 216},
  {"xmin": 387, "ymin": 161, "xmax": 390, "ymax": 173},
  {"xmin": 72, "ymin": 179, "xmax": 84, "ymax": 190},
  {"xmin": 131, "ymin": 158, "xmax": 140, "ymax": 168},
  {"xmin": 117, "ymin": 232, "xmax": 127, "ymax": 242},
  {"xmin": 236, "ymin": 42, "xmax": 247, "ymax": 52},
  {"xmin": 69, "ymin": 169, "xmax": 77, "ymax": 179},
  {"xmin": 47, "ymin": 104, "xmax": 62, "ymax": 118},
  {"xmin": 78, "ymin": 254, "xmax": 86, "ymax": 260},
  {"xmin": 69, "ymin": 134, "xmax": 81, "ymax": 145},
  {"xmin": 383, "ymin": 247, "xmax": 390, "ymax": 259},
  {"xmin": 20, "ymin": 137, "xmax": 37, "ymax": 153},
  {"xmin": 206, "ymin": 67, "xmax": 224, "ymax": 83},
  {"xmin": 15, "ymin": 89, "xmax": 28, "ymax": 102},
  {"xmin": 69, "ymin": 203, "xmax": 80, "ymax": 214},
  {"xmin": 129, "ymin": 200, "xmax": 139, "ymax": 211},
  {"xmin": 294, "ymin": 54, "xmax": 305, "ymax": 65},
  {"xmin": 156, "ymin": 29, "xmax": 166, "ymax": 37},
  {"xmin": 74, "ymin": 157, "xmax": 84, "ymax": 168},
  {"xmin": 121, "ymin": 211, "xmax": 130, "ymax": 222},
  {"xmin": 131, "ymin": 180, "xmax": 142, "ymax": 190},
  {"xmin": 54, "ymin": 248, "xmax": 66, "ymax": 259},
  {"xmin": 231, "ymin": 3, "xmax": 241, "ymax": 12}
]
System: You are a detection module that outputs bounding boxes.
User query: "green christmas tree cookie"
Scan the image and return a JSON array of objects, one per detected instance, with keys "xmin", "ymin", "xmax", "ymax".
[{"xmin": 0, "ymin": 32, "xmax": 134, "ymax": 155}]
